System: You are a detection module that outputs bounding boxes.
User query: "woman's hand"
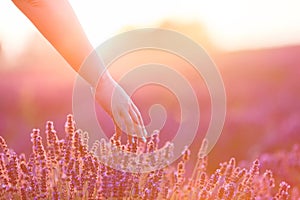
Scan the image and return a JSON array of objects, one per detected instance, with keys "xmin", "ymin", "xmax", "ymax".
[
  {"xmin": 94, "ymin": 73, "xmax": 147, "ymax": 142},
  {"xmin": 12, "ymin": 0, "xmax": 148, "ymax": 141}
]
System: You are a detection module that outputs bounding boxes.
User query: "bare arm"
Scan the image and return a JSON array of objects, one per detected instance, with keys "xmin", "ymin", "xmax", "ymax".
[
  {"xmin": 12, "ymin": 0, "xmax": 104, "ymax": 86},
  {"xmin": 12, "ymin": 0, "xmax": 147, "ymax": 140}
]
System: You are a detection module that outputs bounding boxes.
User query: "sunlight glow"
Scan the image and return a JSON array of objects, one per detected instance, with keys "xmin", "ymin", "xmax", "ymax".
[{"xmin": 0, "ymin": 0, "xmax": 300, "ymax": 52}]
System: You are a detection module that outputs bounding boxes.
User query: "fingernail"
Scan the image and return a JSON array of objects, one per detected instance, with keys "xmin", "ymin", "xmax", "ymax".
[{"xmin": 142, "ymin": 137, "xmax": 146, "ymax": 143}]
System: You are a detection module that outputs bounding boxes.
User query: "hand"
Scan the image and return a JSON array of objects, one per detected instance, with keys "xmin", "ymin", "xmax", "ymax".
[
  {"xmin": 12, "ymin": 0, "xmax": 148, "ymax": 141},
  {"xmin": 94, "ymin": 73, "xmax": 147, "ymax": 142}
]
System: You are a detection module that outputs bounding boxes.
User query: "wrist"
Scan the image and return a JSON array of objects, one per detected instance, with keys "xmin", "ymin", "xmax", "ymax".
[{"xmin": 91, "ymin": 71, "xmax": 112, "ymax": 90}]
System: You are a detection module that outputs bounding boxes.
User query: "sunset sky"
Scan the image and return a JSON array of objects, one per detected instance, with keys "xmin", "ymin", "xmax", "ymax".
[{"xmin": 1, "ymin": 0, "xmax": 300, "ymax": 53}]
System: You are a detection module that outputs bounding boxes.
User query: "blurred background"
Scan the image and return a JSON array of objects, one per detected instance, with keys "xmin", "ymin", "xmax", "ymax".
[{"xmin": 1, "ymin": 0, "xmax": 300, "ymax": 179}]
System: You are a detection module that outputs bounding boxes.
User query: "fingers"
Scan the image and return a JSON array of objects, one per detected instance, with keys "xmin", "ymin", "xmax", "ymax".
[
  {"xmin": 129, "ymin": 106, "xmax": 145, "ymax": 135},
  {"xmin": 122, "ymin": 112, "xmax": 135, "ymax": 136},
  {"xmin": 129, "ymin": 104, "xmax": 148, "ymax": 141},
  {"xmin": 123, "ymin": 111, "xmax": 146, "ymax": 143},
  {"xmin": 98, "ymin": 82, "xmax": 147, "ymax": 143},
  {"xmin": 113, "ymin": 106, "xmax": 146, "ymax": 143},
  {"xmin": 130, "ymin": 104, "xmax": 148, "ymax": 138}
]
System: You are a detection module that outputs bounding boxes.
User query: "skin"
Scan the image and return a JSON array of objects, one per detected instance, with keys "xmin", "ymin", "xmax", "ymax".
[{"xmin": 12, "ymin": 0, "xmax": 147, "ymax": 141}]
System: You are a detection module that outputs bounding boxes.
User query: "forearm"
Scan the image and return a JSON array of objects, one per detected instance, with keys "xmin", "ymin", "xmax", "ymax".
[{"xmin": 12, "ymin": 0, "xmax": 106, "ymax": 87}]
